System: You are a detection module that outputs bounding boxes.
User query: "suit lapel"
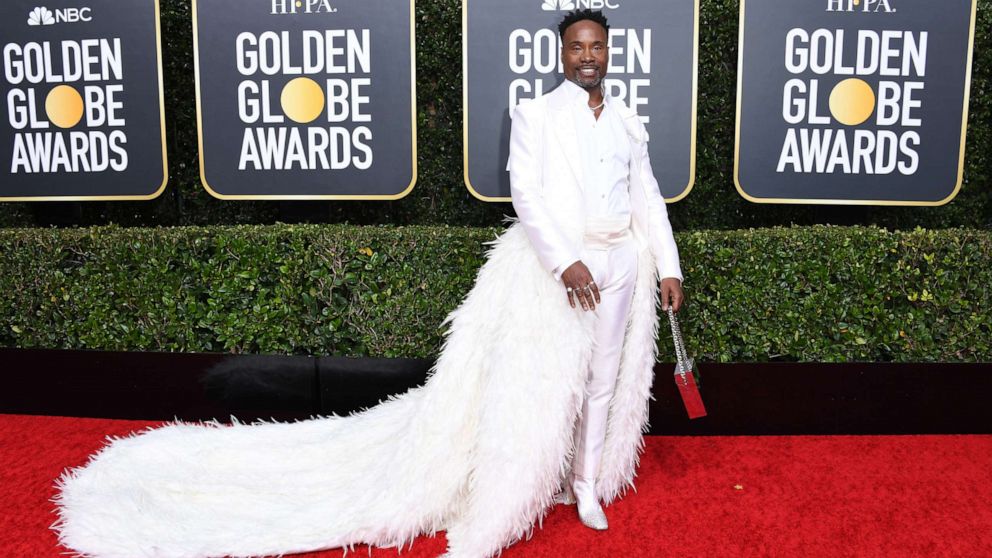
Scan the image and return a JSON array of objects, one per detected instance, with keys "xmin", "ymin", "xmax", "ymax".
[{"xmin": 548, "ymin": 87, "xmax": 586, "ymax": 192}]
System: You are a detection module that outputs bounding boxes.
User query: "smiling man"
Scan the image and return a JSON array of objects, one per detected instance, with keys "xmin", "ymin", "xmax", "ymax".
[
  {"xmin": 507, "ymin": 9, "xmax": 685, "ymax": 531},
  {"xmin": 50, "ymin": 9, "xmax": 688, "ymax": 558}
]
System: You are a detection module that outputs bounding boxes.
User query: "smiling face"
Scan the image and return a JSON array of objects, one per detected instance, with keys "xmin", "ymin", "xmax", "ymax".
[{"xmin": 560, "ymin": 19, "xmax": 609, "ymax": 91}]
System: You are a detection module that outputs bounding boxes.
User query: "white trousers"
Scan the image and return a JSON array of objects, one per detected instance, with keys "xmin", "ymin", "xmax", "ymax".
[{"xmin": 570, "ymin": 229, "xmax": 639, "ymax": 483}]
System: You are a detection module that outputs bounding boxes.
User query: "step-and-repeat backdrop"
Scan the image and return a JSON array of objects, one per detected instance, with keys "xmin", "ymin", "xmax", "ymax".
[{"xmin": 1, "ymin": 0, "xmax": 978, "ymax": 205}]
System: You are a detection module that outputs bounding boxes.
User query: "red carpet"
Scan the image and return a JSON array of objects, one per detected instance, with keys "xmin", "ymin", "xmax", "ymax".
[{"xmin": 2, "ymin": 413, "xmax": 990, "ymax": 557}]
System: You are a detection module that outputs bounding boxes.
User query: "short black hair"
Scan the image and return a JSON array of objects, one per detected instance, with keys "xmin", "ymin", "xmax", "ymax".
[{"xmin": 557, "ymin": 9, "xmax": 610, "ymax": 40}]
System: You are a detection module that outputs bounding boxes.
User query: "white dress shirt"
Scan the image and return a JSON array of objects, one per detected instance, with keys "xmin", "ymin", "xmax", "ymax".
[{"xmin": 552, "ymin": 79, "xmax": 632, "ymax": 280}]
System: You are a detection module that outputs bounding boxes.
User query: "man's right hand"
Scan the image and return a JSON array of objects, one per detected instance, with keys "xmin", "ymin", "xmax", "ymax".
[{"xmin": 561, "ymin": 261, "xmax": 601, "ymax": 311}]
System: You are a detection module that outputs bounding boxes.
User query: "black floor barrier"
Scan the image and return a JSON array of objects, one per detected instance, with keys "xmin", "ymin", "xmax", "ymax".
[{"xmin": 1, "ymin": 348, "xmax": 990, "ymax": 435}]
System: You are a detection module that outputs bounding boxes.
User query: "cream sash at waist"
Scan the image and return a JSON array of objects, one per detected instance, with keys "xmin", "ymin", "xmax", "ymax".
[{"xmin": 583, "ymin": 215, "xmax": 633, "ymax": 250}]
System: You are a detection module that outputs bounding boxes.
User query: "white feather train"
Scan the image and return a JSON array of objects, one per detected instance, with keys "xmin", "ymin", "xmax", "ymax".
[{"xmin": 52, "ymin": 222, "xmax": 662, "ymax": 558}]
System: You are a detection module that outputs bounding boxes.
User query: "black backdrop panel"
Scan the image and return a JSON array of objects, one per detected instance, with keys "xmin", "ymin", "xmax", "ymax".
[
  {"xmin": 193, "ymin": 0, "xmax": 416, "ymax": 199},
  {"xmin": 0, "ymin": 0, "xmax": 167, "ymax": 201},
  {"xmin": 735, "ymin": 0, "xmax": 977, "ymax": 205},
  {"xmin": 464, "ymin": 0, "xmax": 698, "ymax": 202}
]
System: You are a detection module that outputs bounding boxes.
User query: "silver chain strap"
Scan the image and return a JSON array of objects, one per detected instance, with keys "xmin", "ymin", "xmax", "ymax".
[{"xmin": 666, "ymin": 306, "xmax": 689, "ymax": 376}]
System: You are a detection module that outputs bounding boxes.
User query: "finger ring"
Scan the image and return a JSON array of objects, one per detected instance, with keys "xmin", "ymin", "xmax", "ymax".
[
  {"xmin": 586, "ymin": 282, "xmax": 595, "ymax": 289},
  {"xmin": 566, "ymin": 287, "xmax": 574, "ymax": 293}
]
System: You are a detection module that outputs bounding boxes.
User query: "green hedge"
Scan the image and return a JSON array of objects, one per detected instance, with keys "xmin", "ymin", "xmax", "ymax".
[
  {"xmin": 1, "ymin": 0, "xmax": 989, "ymax": 230},
  {"xmin": 2, "ymin": 224, "xmax": 989, "ymax": 362}
]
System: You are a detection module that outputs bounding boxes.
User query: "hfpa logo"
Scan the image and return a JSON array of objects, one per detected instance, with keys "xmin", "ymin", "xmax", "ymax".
[
  {"xmin": 27, "ymin": 6, "xmax": 93, "ymax": 26},
  {"xmin": 826, "ymin": 0, "xmax": 895, "ymax": 12},
  {"xmin": 270, "ymin": 0, "xmax": 337, "ymax": 15},
  {"xmin": 541, "ymin": 0, "xmax": 620, "ymax": 11}
]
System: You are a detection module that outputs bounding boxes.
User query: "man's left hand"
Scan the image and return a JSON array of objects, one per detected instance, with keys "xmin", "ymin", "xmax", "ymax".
[{"xmin": 660, "ymin": 278, "xmax": 683, "ymax": 313}]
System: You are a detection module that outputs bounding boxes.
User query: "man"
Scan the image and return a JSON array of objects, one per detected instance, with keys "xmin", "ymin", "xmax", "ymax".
[
  {"xmin": 52, "ymin": 11, "xmax": 685, "ymax": 558},
  {"xmin": 507, "ymin": 9, "xmax": 684, "ymax": 531}
]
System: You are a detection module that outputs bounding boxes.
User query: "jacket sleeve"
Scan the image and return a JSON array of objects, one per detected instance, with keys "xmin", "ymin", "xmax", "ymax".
[
  {"xmin": 506, "ymin": 102, "xmax": 579, "ymax": 279},
  {"xmin": 633, "ymin": 120, "xmax": 683, "ymax": 283}
]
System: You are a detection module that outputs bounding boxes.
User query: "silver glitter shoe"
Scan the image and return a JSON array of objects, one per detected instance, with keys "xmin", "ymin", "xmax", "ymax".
[
  {"xmin": 572, "ymin": 475, "xmax": 608, "ymax": 531},
  {"xmin": 577, "ymin": 500, "xmax": 608, "ymax": 531},
  {"xmin": 553, "ymin": 480, "xmax": 577, "ymax": 505}
]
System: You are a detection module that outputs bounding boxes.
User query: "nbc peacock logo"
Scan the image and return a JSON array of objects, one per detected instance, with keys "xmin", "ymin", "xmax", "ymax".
[
  {"xmin": 26, "ymin": 5, "xmax": 92, "ymax": 25},
  {"xmin": 542, "ymin": 0, "xmax": 574, "ymax": 10},
  {"xmin": 542, "ymin": 0, "xmax": 619, "ymax": 11},
  {"xmin": 27, "ymin": 6, "xmax": 55, "ymax": 25}
]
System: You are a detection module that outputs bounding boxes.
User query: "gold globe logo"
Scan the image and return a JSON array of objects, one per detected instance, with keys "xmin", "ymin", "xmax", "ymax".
[
  {"xmin": 45, "ymin": 85, "xmax": 84, "ymax": 128},
  {"xmin": 828, "ymin": 78, "xmax": 875, "ymax": 126},
  {"xmin": 280, "ymin": 77, "xmax": 325, "ymax": 124}
]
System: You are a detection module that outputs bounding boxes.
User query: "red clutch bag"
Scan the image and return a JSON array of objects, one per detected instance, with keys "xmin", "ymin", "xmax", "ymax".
[{"xmin": 666, "ymin": 307, "xmax": 707, "ymax": 419}]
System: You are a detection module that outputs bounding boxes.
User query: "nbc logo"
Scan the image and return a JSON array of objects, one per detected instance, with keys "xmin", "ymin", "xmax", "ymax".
[
  {"xmin": 27, "ymin": 5, "xmax": 92, "ymax": 25},
  {"xmin": 541, "ymin": 0, "xmax": 619, "ymax": 11},
  {"xmin": 27, "ymin": 7, "xmax": 55, "ymax": 25}
]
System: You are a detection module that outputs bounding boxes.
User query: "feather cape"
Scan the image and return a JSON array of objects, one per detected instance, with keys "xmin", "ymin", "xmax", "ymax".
[{"xmin": 53, "ymin": 222, "xmax": 661, "ymax": 558}]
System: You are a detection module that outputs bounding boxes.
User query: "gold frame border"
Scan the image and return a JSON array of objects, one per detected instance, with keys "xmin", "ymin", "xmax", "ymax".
[
  {"xmin": 461, "ymin": 0, "xmax": 700, "ymax": 203},
  {"xmin": 192, "ymin": 0, "xmax": 418, "ymax": 200},
  {"xmin": 0, "ymin": 0, "xmax": 170, "ymax": 202},
  {"xmin": 733, "ymin": 0, "xmax": 978, "ymax": 207}
]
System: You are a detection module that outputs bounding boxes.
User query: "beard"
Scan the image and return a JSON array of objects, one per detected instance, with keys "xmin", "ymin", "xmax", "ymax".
[{"xmin": 569, "ymin": 66, "xmax": 603, "ymax": 89}]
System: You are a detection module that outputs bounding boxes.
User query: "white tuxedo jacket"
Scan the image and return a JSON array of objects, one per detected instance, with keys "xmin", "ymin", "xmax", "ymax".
[{"xmin": 506, "ymin": 81, "xmax": 683, "ymax": 283}]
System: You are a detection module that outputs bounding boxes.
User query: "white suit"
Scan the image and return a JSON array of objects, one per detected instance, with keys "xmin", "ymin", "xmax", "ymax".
[
  {"xmin": 506, "ymin": 80, "xmax": 683, "ymax": 284},
  {"xmin": 507, "ymin": 80, "xmax": 683, "ymax": 500}
]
